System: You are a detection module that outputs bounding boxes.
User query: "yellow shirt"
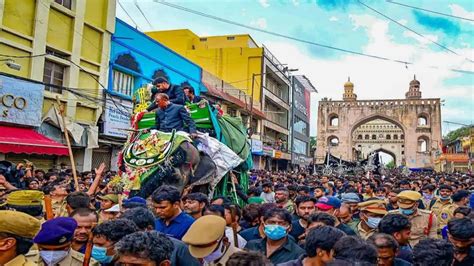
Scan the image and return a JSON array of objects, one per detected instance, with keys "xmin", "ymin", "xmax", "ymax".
[
  {"xmin": 430, "ymin": 199, "xmax": 456, "ymax": 230},
  {"xmin": 357, "ymin": 222, "xmax": 375, "ymax": 240},
  {"xmin": 5, "ymin": 255, "xmax": 36, "ymax": 266}
]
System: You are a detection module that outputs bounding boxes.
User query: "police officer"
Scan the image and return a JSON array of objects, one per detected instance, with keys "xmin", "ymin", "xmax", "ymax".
[
  {"xmin": 183, "ymin": 215, "xmax": 241, "ymax": 265},
  {"xmin": 0, "ymin": 210, "xmax": 40, "ymax": 266},
  {"xmin": 6, "ymin": 190, "xmax": 44, "ymax": 221},
  {"xmin": 356, "ymin": 199, "xmax": 388, "ymax": 240},
  {"xmin": 30, "ymin": 217, "xmax": 99, "ymax": 266},
  {"xmin": 389, "ymin": 190, "xmax": 437, "ymax": 247},
  {"xmin": 430, "ymin": 184, "xmax": 456, "ymax": 233}
]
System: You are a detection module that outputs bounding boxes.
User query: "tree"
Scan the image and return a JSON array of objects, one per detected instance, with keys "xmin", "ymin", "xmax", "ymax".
[
  {"xmin": 386, "ymin": 160, "xmax": 395, "ymax": 169},
  {"xmin": 444, "ymin": 126, "xmax": 472, "ymax": 143}
]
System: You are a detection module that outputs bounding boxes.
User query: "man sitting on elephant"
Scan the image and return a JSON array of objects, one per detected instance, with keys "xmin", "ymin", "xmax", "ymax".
[{"xmin": 152, "ymin": 93, "xmax": 197, "ymax": 135}]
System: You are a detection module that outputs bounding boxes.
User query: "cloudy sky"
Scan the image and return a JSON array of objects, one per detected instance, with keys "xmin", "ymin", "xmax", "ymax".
[{"xmin": 117, "ymin": 0, "xmax": 473, "ymax": 136}]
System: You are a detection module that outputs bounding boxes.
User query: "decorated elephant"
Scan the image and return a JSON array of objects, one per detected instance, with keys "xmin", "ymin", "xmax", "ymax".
[{"xmin": 119, "ymin": 129, "xmax": 217, "ymax": 199}]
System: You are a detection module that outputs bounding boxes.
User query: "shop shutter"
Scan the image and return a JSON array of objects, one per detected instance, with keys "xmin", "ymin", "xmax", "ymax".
[{"xmin": 91, "ymin": 147, "xmax": 112, "ymax": 171}]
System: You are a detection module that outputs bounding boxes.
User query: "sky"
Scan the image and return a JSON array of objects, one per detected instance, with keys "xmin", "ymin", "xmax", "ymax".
[{"xmin": 116, "ymin": 0, "xmax": 474, "ymax": 137}]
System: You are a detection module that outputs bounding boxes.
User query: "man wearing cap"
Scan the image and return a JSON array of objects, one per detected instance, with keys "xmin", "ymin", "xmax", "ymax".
[
  {"xmin": 389, "ymin": 190, "xmax": 437, "ymax": 246},
  {"xmin": 0, "ymin": 210, "xmax": 40, "ymax": 266},
  {"xmin": 316, "ymin": 196, "xmax": 357, "ymax": 236},
  {"xmin": 30, "ymin": 217, "xmax": 99, "ymax": 266},
  {"xmin": 122, "ymin": 196, "xmax": 147, "ymax": 210},
  {"xmin": 5, "ymin": 190, "xmax": 44, "ymax": 220},
  {"xmin": 430, "ymin": 185, "xmax": 457, "ymax": 233},
  {"xmin": 97, "ymin": 194, "xmax": 118, "ymax": 222},
  {"xmin": 357, "ymin": 199, "xmax": 388, "ymax": 240},
  {"xmin": 146, "ymin": 76, "xmax": 186, "ymax": 112},
  {"xmin": 183, "ymin": 215, "xmax": 241, "ymax": 265},
  {"xmin": 341, "ymin": 192, "xmax": 361, "ymax": 221}
]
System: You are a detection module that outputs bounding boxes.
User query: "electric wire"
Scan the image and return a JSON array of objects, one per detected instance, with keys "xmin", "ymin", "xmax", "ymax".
[
  {"xmin": 134, "ymin": 0, "xmax": 154, "ymax": 30},
  {"xmin": 386, "ymin": 0, "xmax": 474, "ymax": 22},
  {"xmin": 358, "ymin": 0, "xmax": 474, "ymax": 64},
  {"xmin": 153, "ymin": 0, "xmax": 474, "ymax": 74},
  {"xmin": 118, "ymin": 0, "xmax": 143, "ymax": 31}
]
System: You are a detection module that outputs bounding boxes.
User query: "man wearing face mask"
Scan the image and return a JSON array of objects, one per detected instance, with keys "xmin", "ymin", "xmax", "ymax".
[
  {"xmin": 183, "ymin": 215, "xmax": 241, "ymax": 265},
  {"xmin": 0, "ymin": 210, "xmax": 40, "ymax": 266},
  {"xmin": 429, "ymin": 185, "xmax": 456, "ymax": 234},
  {"xmin": 390, "ymin": 190, "xmax": 437, "ymax": 246},
  {"xmin": 421, "ymin": 184, "xmax": 437, "ymax": 209},
  {"xmin": 30, "ymin": 217, "xmax": 99, "ymax": 266},
  {"xmin": 447, "ymin": 218, "xmax": 474, "ymax": 266},
  {"xmin": 245, "ymin": 208, "xmax": 305, "ymax": 264},
  {"xmin": 356, "ymin": 199, "xmax": 388, "ymax": 240},
  {"xmin": 91, "ymin": 219, "xmax": 139, "ymax": 265}
]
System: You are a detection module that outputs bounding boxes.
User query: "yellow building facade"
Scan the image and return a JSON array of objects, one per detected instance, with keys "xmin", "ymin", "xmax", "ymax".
[
  {"xmin": 146, "ymin": 29, "xmax": 264, "ymax": 105},
  {"xmin": 0, "ymin": 0, "xmax": 116, "ymax": 171}
]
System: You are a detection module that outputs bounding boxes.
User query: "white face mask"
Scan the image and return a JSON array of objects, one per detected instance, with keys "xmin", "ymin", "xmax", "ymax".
[
  {"xmin": 40, "ymin": 250, "xmax": 69, "ymax": 265},
  {"xmin": 203, "ymin": 239, "xmax": 225, "ymax": 263}
]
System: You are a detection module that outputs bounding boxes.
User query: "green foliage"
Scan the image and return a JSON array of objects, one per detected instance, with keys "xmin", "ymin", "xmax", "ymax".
[
  {"xmin": 445, "ymin": 126, "xmax": 472, "ymax": 143},
  {"xmin": 310, "ymin": 136, "xmax": 317, "ymax": 150},
  {"xmin": 386, "ymin": 160, "xmax": 396, "ymax": 169}
]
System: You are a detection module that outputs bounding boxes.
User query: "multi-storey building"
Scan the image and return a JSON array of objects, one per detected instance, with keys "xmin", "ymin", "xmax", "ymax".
[{"xmin": 0, "ymin": 0, "xmax": 115, "ymax": 170}]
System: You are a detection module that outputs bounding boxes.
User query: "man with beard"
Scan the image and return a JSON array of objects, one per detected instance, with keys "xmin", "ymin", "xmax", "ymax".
[
  {"xmin": 182, "ymin": 192, "xmax": 208, "ymax": 219},
  {"xmin": 71, "ymin": 208, "xmax": 98, "ymax": 254},
  {"xmin": 289, "ymin": 196, "xmax": 316, "ymax": 241},
  {"xmin": 315, "ymin": 196, "xmax": 356, "ymax": 236},
  {"xmin": 275, "ymin": 187, "xmax": 294, "ymax": 214},
  {"xmin": 447, "ymin": 218, "xmax": 474, "ymax": 265},
  {"xmin": 378, "ymin": 214, "xmax": 414, "ymax": 263}
]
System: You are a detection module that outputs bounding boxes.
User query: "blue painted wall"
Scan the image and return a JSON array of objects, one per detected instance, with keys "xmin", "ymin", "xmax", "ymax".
[{"xmin": 109, "ymin": 18, "xmax": 204, "ymax": 100}]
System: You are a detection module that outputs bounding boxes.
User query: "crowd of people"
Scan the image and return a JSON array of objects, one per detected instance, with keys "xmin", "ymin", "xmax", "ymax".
[{"xmin": 0, "ymin": 159, "xmax": 473, "ymax": 266}]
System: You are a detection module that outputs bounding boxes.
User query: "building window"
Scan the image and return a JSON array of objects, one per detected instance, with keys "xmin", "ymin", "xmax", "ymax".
[
  {"xmin": 55, "ymin": 0, "xmax": 72, "ymax": 9},
  {"xmin": 294, "ymin": 117, "xmax": 308, "ymax": 136},
  {"xmin": 401, "ymin": 134, "xmax": 405, "ymax": 139},
  {"xmin": 394, "ymin": 135, "xmax": 398, "ymax": 140},
  {"xmin": 386, "ymin": 134, "xmax": 391, "ymax": 140},
  {"xmin": 227, "ymin": 107, "xmax": 237, "ymax": 117},
  {"xmin": 365, "ymin": 134, "xmax": 369, "ymax": 140},
  {"xmin": 372, "ymin": 134, "xmax": 377, "ymax": 140},
  {"xmin": 113, "ymin": 70, "xmax": 134, "ymax": 97},
  {"xmin": 418, "ymin": 137, "xmax": 429, "ymax": 152},
  {"xmin": 227, "ymin": 36, "xmax": 235, "ymax": 40},
  {"xmin": 199, "ymin": 38, "xmax": 207, "ymax": 42},
  {"xmin": 293, "ymin": 138, "xmax": 307, "ymax": 155},
  {"xmin": 328, "ymin": 136, "xmax": 339, "ymax": 146},
  {"xmin": 418, "ymin": 115, "xmax": 428, "ymax": 126},
  {"xmin": 43, "ymin": 60, "xmax": 65, "ymax": 93},
  {"xmin": 329, "ymin": 114, "xmax": 339, "ymax": 127},
  {"xmin": 357, "ymin": 135, "xmax": 362, "ymax": 139}
]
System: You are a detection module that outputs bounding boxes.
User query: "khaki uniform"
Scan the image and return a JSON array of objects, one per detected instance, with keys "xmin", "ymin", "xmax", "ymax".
[
  {"xmin": 430, "ymin": 199, "xmax": 456, "ymax": 231},
  {"xmin": 27, "ymin": 249, "xmax": 99, "ymax": 266},
  {"xmin": 5, "ymin": 255, "xmax": 36, "ymax": 266},
  {"xmin": 357, "ymin": 222, "xmax": 376, "ymax": 240},
  {"xmin": 206, "ymin": 245, "xmax": 242, "ymax": 266},
  {"xmin": 52, "ymin": 199, "xmax": 68, "ymax": 218},
  {"xmin": 421, "ymin": 196, "xmax": 436, "ymax": 210},
  {"xmin": 389, "ymin": 209, "xmax": 437, "ymax": 246}
]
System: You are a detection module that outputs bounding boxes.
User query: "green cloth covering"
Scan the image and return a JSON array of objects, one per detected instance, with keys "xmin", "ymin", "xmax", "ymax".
[
  {"xmin": 217, "ymin": 115, "xmax": 251, "ymax": 161},
  {"xmin": 248, "ymin": 197, "xmax": 265, "ymax": 204}
]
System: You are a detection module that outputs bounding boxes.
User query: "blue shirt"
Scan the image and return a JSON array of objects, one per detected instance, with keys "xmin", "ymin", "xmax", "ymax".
[
  {"xmin": 155, "ymin": 212, "xmax": 195, "ymax": 240},
  {"xmin": 153, "ymin": 103, "xmax": 196, "ymax": 133}
]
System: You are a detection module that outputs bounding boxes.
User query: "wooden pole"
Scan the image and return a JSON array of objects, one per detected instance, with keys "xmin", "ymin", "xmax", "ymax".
[
  {"xmin": 44, "ymin": 195, "xmax": 54, "ymax": 220},
  {"xmin": 55, "ymin": 96, "xmax": 79, "ymax": 191}
]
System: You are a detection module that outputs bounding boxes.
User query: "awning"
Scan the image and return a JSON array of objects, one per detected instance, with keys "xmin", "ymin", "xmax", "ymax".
[{"xmin": 0, "ymin": 125, "xmax": 69, "ymax": 156}]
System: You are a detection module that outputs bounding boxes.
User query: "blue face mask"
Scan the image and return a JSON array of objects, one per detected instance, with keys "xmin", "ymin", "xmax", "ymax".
[
  {"xmin": 264, "ymin": 224, "xmax": 288, "ymax": 240},
  {"xmin": 91, "ymin": 245, "xmax": 114, "ymax": 263},
  {"xmin": 366, "ymin": 217, "xmax": 382, "ymax": 229},
  {"xmin": 440, "ymin": 195, "xmax": 450, "ymax": 201},
  {"xmin": 399, "ymin": 208, "xmax": 414, "ymax": 216}
]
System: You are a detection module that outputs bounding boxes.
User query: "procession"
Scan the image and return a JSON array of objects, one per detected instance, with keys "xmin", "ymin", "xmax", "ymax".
[{"xmin": 0, "ymin": 1, "xmax": 473, "ymax": 266}]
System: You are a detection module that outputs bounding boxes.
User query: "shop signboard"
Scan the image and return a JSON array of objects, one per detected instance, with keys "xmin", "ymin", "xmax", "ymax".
[
  {"xmin": 0, "ymin": 75, "xmax": 44, "ymax": 127},
  {"xmin": 103, "ymin": 96, "xmax": 133, "ymax": 138},
  {"xmin": 251, "ymin": 139, "xmax": 263, "ymax": 155}
]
